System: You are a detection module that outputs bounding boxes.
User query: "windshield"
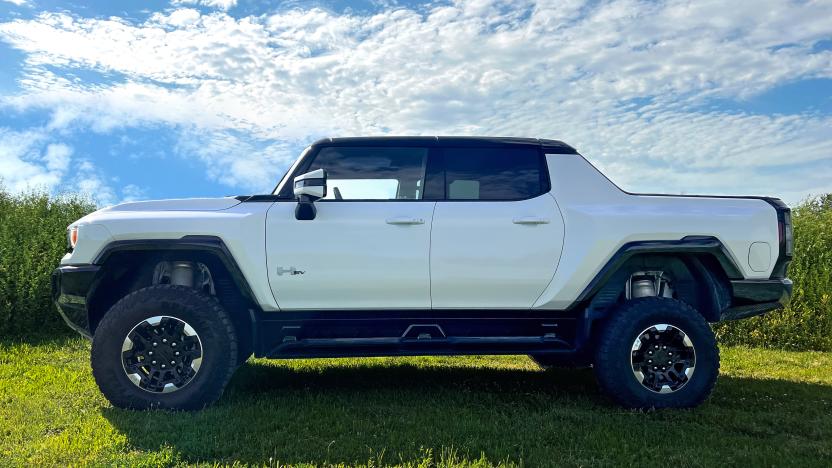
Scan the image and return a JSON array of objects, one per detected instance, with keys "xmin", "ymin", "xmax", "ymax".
[{"xmin": 272, "ymin": 146, "xmax": 310, "ymax": 195}]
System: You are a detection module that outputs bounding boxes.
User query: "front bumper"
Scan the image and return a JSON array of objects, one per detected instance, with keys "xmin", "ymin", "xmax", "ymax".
[
  {"xmin": 51, "ymin": 265, "xmax": 101, "ymax": 339},
  {"xmin": 721, "ymin": 278, "xmax": 793, "ymax": 321}
]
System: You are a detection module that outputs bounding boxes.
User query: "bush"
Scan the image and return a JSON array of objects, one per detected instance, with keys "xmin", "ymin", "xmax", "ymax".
[
  {"xmin": 716, "ymin": 194, "xmax": 832, "ymax": 351},
  {"xmin": 0, "ymin": 186, "xmax": 95, "ymax": 338}
]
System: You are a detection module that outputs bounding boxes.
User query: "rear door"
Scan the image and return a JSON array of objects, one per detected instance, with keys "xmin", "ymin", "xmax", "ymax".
[
  {"xmin": 266, "ymin": 146, "xmax": 435, "ymax": 310},
  {"xmin": 429, "ymin": 146, "xmax": 565, "ymax": 309}
]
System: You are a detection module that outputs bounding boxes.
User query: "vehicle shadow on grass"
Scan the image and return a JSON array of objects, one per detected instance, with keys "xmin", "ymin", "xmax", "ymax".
[{"xmin": 101, "ymin": 359, "xmax": 832, "ymax": 466}]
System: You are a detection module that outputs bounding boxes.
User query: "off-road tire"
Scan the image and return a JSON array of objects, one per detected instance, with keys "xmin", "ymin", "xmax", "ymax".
[
  {"xmin": 593, "ymin": 297, "xmax": 719, "ymax": 409},
  {"xmin": 91, "ymin": 285, "xmax": 238, "ymax": 410}
]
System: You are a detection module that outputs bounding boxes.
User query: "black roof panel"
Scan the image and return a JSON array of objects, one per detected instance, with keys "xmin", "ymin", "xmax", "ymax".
[{"xmin": 310, "ymin": 136, "xmax": 577, "ymax": 154}]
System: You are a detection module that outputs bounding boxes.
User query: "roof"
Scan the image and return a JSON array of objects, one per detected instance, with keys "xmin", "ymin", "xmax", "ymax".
[{"xmin": 310, "ymin": 136, "xmax": 577, "ymax": 154}]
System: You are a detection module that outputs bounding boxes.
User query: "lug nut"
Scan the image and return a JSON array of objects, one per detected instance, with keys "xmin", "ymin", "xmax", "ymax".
[
  {"xmin": 175, "ymin": 351, "xmax": 180, "ymax": 356},
  {"xmin": 162, "ymin": 339, "xmax": 167, "ymax": 343},
  {"xmin": 148, "ymin": 351, "xmax": 153, "ymax": 355},
  {"xmin": 648, "ymin": 359, "xmax": 652, "ymax": 363},
  {"xmin": 171, "ymin": 342, "xmax": 177, "ymax": 347},
  {"xmin": 161, "ymin": 364, "xmax": 166, "ymax": 368},
  {"xmin": 152, "ymin": 360, "xmax": 157, "ymax": 364},
  {"xmin": 153, "ymin": 342, "xmax": 158, "ymax": 347}
]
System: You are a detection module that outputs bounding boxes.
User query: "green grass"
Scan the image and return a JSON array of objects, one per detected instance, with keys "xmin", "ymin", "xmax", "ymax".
[{"xmin": 1, "ymin": 339, "xmax": 830, "ymax": 467}]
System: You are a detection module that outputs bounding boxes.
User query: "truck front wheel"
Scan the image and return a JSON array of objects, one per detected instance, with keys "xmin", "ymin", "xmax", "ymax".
[
  {"xmin": 91, "ymin": 285, "xmax": 238, "ymax": 410},
  {"xmin": 593, "ymin": 297, "xmax": 719, "ymax": 409}
]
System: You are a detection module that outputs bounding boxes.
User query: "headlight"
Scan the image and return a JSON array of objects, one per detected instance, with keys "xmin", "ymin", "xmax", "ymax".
[{"xmin": 67, "ymin": 226, "xmax": 79, "ymax": 251}]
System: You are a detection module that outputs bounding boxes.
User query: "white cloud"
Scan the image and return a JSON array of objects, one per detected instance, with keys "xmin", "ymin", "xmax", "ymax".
[
  {"xmin": 43, "ymin": 143, "xmax": 72, "ymax": 172},
  {"xmin": 0, "ymin": 129, "xmax": 67, "ymax": 193},
  {"xmin": 171, "ymin": 0, "xmax": 237, "ymax": 11},
  {"xmin": 1, "ymin": 0, "xmax": 28, "ymax": 7},
  {"xmin": 0, "ymin": 127, "xmax": 128, "ymax": 206},
  {"xmin": 175, "ymin": 130, "xmax": 299, "ymax": 190},
  {"xmin": 73, "ymin": 159, "xmax": 117, "ymax": 206},
  {"xmin": 120, "ymin": 184, "xmax": 147, "ymax": 202},
  {"xmin": 0, "ymin": 1, "xmax": 831, "ymax": 200}
]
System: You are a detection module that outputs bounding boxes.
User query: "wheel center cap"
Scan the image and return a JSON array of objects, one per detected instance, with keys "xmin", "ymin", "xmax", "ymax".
[
  {"xmin": 631, "ymin": 323, "xmax": 696, "ymax": 394},
  {"xmin": 121, "ymin": 315, "xmax": 203, "ymax": 393}
]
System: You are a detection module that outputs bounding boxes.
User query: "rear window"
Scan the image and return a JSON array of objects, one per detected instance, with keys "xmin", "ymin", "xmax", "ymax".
[{"xmin": 441, "ymin": 147, "xmax": 545, "ymax": 200}]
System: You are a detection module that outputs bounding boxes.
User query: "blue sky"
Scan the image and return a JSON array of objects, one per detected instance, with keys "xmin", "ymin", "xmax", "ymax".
[{"xmin": 0, "ymin": 0, "xmax": 830, "ymax": 205}]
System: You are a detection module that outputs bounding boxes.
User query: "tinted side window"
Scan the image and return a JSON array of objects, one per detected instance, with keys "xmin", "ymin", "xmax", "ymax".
[
  {"xmin": 307, "ymin": 147, "xmax": 428, "ymax": 200},
  {"xmin": 442, "ymin": 147, "xmax": 544, "ymax": 200}
]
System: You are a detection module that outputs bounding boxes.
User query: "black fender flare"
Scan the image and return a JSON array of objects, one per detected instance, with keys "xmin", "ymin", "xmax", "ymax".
[
  {"xmin": 569, "ymin": 236, "xmax": 740, "ymax": 322},
  {"xmin": 92, "ymin": 235, "xmax": 259, "ymax": 306}
]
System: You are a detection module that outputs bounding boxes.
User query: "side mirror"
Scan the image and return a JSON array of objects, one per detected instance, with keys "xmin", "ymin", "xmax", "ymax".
[{"xmin": 293, "ymin": 169, "xmax": 326, "ymax": 220}]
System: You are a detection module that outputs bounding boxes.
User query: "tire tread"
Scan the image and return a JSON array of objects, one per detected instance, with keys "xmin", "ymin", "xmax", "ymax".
[
  {"xmin": 91, "ymin": 285, "xmax": 238, "ymax": 410},
  {"xmin": 593, "ymin": 297, "xmax": 719, "ymax": 409}
]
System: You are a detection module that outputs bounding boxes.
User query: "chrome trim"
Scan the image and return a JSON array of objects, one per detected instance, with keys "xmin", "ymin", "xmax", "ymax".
[
  {"xmin": 121, "ymin": 337, "xmax": 133, "ymax": 352},
  {"xmin": 183, "ymin": 323, "xmax": 198, "ymax": 337},
  {"xmin": 127, "ymin": 373, "xmax": 142, "ymax": 386}
]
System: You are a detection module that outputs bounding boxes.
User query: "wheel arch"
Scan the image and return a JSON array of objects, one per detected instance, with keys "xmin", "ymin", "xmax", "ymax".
[
  {"xmin": 86, "ymin": 236, "xmax": 258, "ymax": 355},
  {"xmin": 573, "ymin": 236, "xmax": 737, "ymax": 323}
]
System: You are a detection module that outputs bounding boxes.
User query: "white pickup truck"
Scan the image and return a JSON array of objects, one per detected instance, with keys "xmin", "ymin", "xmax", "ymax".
[{"xmin": 52, "ymin": 136, "xmax": 793, "ymax": 410}]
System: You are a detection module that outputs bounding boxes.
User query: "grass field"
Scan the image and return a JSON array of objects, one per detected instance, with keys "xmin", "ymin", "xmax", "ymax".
[{"xmin": 1, "ymin": 338, "xmax": 831, "ymax": 467}]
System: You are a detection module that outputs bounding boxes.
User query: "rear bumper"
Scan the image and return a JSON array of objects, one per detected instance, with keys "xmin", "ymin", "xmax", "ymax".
[
  {"xmin": 721, "ymin": 278, "xmax": 793, "ymax": 321},
  {"xmin": 51, "ymin": 265, "xmax": 100, "ymax": 339}
]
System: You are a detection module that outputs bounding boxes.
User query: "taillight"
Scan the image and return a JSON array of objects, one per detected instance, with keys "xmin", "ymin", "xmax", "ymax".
[
  {"xmin": 768, "ymin": 198, "xmax": 792, "ymax": 278},
  {"xmin": 783, "ymin": 210, "xmax": 793, "ymax": 256}
]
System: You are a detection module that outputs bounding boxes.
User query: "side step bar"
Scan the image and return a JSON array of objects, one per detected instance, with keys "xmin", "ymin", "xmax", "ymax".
[
  {"xmin": 253, "ymin": 310, "xmax": 582, "ymax": 359},
  {"xmin": 265, "ymin": 335, "xmax": 573, "ymax": 359}
]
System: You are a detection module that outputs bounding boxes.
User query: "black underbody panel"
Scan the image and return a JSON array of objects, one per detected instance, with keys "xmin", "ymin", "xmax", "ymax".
[
  {"xmin": 722, "ymin": 279, "xmax": 793, "ymax": 320},
  {"xmin": 51, "ymin": 264, "xmax": 100, "ymax": 338},
  {"xmin": 254, "ymin": 309, "xmax": 582, "ymax": 359}
]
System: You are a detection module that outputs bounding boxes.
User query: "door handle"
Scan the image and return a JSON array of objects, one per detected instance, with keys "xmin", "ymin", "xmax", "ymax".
[
  {"xmin": 513, "ymin": 216, "xmax": 550, "ymax": 225},
  {"xmin": 386, "ymin": 217, "xmax": 425, "ymax": 225}
]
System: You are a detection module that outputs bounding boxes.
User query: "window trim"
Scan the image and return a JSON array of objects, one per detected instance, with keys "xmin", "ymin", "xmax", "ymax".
[{"xmin": 276, "ymin": 144, "xmax": 551, "ymax": 202}]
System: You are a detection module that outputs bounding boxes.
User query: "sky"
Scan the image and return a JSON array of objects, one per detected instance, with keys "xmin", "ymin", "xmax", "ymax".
[{"xmin": 0, "ymin": 0, "xmax": 830, "ymax": 206}]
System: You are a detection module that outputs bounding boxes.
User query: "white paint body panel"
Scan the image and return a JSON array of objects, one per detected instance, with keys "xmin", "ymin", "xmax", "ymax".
[
  {"xmin": 61, "ymin": 201, "xmax": 279, "ymax": 311},
  {"xmin": 265, "ymin": 201, "xmax": 435, "ymax": 309},
  {"xmin": 60, "ymin": 151, "xmax": 781, "ymax": 314},
  {"xmin": 533, "ymin": 153, "xmax": 779, "ymax": 309},
  {"xmin": 430, "ymin": 194, "xmax": 564, "ymax": 308},
  {"xmin": 106, "ymin": 198, "xmax": 241, "ymax": 212}
]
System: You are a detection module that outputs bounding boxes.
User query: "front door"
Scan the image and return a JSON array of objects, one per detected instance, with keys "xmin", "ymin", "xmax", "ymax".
[
  {"xmin": 430, "ymin": 146, "xmax": 565, "ymax": 309},
  {"xmin": 265, "ymin": 146, "xmax": 435, "ymax": 310}
]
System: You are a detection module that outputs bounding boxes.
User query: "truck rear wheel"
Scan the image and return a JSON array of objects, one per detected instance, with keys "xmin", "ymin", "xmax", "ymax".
[
  {"xmin": 593, "ymin": 297, "xmax": 719, "ymax": 409},
  {"xmin": 91, "ymin": 285, "xmax": 238, "ymax": 410}
]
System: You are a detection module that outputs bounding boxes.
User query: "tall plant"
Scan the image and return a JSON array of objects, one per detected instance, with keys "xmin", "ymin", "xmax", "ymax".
[{"xmin": 0, "ymin": 187, "xmax": 95, "ymax": 338}]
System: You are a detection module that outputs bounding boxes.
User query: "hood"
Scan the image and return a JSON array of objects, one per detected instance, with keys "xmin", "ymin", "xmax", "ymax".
[{"xmin": 103, "ymin": 197, "xmax": 242, "ymax": 212}]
